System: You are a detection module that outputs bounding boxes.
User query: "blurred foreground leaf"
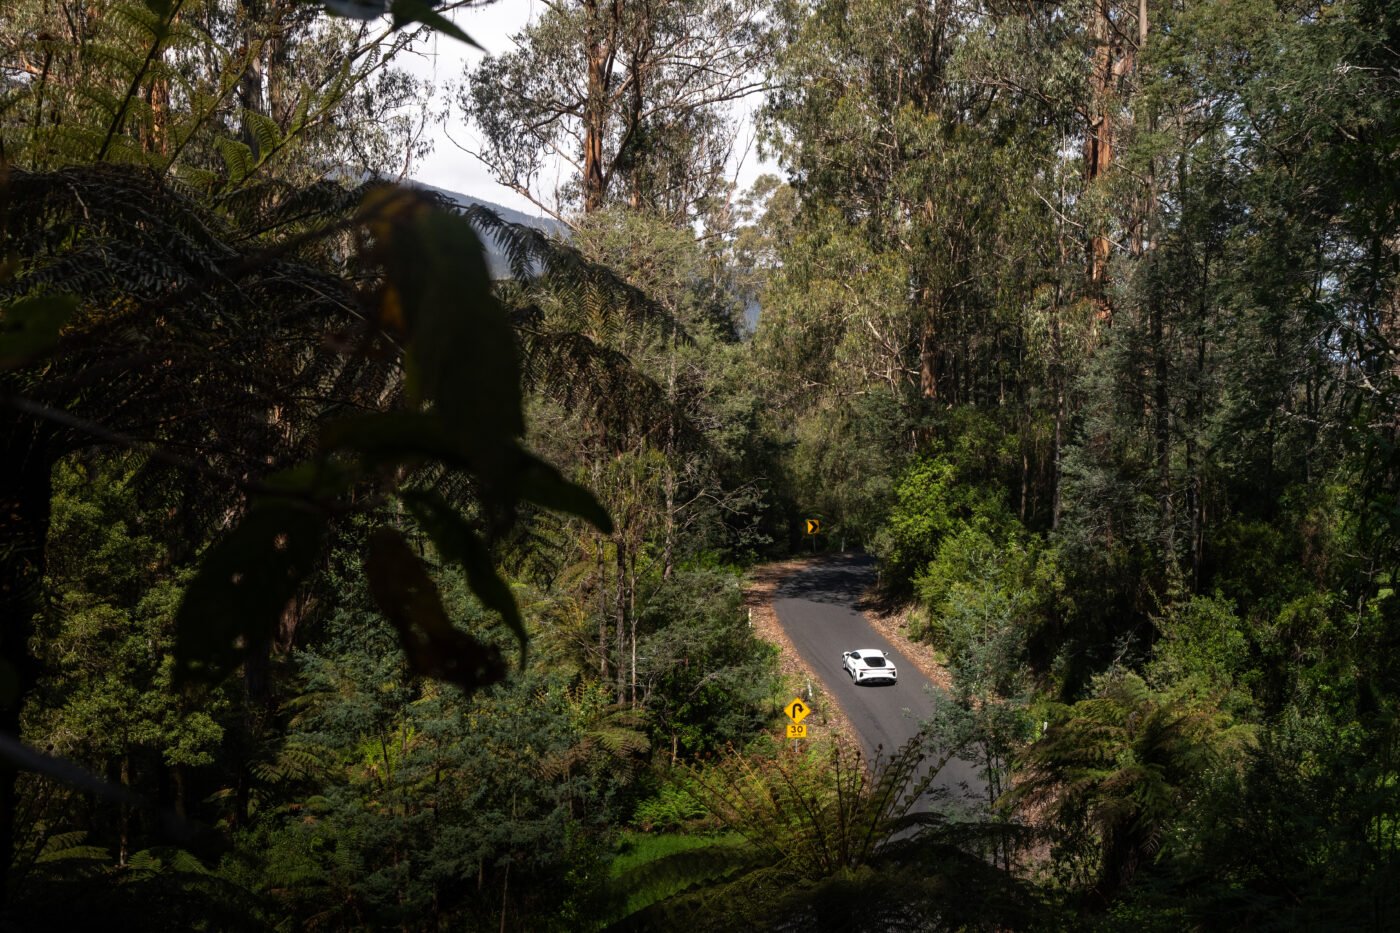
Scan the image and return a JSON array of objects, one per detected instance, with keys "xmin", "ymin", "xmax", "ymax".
[
  {"xmin": 0, "ymin": 294, "xmax": 78, "ymax": 369},
  {"xmin": 175, "ymin": 501, "xmax": 326, "ymax": 685},
  {"xmin": 364, "ymin": 526, "xmax": 507, "ymax": 690}
]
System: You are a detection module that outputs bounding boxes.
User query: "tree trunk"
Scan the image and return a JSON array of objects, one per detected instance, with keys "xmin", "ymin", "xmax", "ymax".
[
  {"xmin": 597, "ymin": 540, "xmax": 609, "ymax": 681},
  {"xmin": 238, "ymin": 0, "xmax": 266, "ymax": 160},
  {"xmin": 581, "ymin": 0, "xmax": 616, "ymax": 213},
  {"xmin": 1085, "ymin": 0, "xmax": 1116, "ymax": 318},
  {"xmin": 0, "ymin": 435, "xmax": 55, "ymax": 904},
  {"xmin": 1151, "ymin": 295, "xmax": 1174, "ymax": 586},
  {"xmin": 662, "ymin": 333, "xmax": 677, "ymax": 580},
  {"xmin": 1051, "ymin": 282, "xmax": 1066, "ymax": 531},
  {"xmin": 118, "ymin": 754, "xmax": 131, "ymax": 867},
  {"xmin": 919, "ymin": 313, "xmax": 939, "ymax": 402},
  {"xmin": 144, "ymin": 72, "xmax": 169, "ymax": 155},
  {"xmin": 615, "ymin": 543, "xmax": 626, "ymax": 703}
]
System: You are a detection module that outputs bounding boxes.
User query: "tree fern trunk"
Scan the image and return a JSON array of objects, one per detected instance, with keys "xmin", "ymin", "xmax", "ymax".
[{"xmin": 0, "ymin": 431, "xmax": 54, "ymax": 903}]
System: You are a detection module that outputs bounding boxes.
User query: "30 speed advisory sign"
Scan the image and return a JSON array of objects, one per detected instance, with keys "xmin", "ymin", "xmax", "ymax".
[{"xmin": 785, "ymin": 697, "xmax": 810, "ymax": 739}]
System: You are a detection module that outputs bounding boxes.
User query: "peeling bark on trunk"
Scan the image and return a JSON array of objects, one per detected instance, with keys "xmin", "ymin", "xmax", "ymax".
[
  {"xmin": 582, "ymin": 0, "xmax": 617, "ymax": 213},
  {"xmin": 597, "ymin": 541, "xmax": 609, "ymax": 682},
  {"xmin": 919, "ymin": 314, "xmax": 940, "ymax": 402},
  {"xmin": 1086, "ymin": 0, "xmax": 1138, "ymax": 323}
]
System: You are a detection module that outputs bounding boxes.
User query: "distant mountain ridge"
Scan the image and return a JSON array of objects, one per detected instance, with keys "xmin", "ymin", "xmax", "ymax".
[
  {"xmin": 408, "ymin": 180, "xmax": 566, "ymax": 279},
  {"xmin": 402, "ymin": 179, "xmax": 760, "ymax": 331}
]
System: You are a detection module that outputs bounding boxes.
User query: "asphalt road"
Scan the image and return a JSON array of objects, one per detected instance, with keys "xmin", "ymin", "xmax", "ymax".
[{"xmin": 772, "ymin": 554, "xmax": 983, "ymax": 806}]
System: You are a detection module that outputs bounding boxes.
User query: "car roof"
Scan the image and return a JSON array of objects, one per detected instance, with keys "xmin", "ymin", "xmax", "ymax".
[{"xmin": 852, "ymin": 649, "xmax": 886, "ymax": 657}]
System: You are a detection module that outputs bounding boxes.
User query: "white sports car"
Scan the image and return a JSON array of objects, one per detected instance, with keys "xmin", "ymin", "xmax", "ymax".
[{"xmin": 842, "ymin": 649, "xmax": 897, "ymax": 685}]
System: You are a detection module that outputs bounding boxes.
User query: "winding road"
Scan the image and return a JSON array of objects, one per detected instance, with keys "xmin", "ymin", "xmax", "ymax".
[{"xmin": 772, "ymin": 554, "xmax": 983, "ymax": 804}]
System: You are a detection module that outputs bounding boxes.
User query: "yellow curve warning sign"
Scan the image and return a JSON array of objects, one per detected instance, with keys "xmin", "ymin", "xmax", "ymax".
[
  {"xmin": 805, "ymin": 519, "xmax": 821, "ymax": 535},
  {"xmin": 784, "ymin": 698, "xmax": 810, "ymax": 723}
]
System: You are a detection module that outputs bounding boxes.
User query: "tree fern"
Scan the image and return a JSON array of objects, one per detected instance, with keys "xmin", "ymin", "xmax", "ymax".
[
  {"xmin": 607, "ymin": 738, "xmax": 1036, "ymax": 931},
  {"xmin": 1007, "ymin": 671, "xmax": 1253, "ymax": 901}
]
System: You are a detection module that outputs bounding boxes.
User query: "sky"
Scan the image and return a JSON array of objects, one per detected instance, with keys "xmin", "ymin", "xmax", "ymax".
[{"xmin": 399, "ymin": 1, "xmax": 774, "ymax": 218}]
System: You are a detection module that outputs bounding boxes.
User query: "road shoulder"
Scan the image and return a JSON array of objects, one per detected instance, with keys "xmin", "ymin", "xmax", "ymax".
[{"xmin": 743, "ymin": 557, "xmax": 858, "ymax": 744}]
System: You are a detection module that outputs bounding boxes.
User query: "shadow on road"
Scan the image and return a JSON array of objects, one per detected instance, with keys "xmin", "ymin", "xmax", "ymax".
[{"xmin": 777, "ymin": 553, "xmax": 878, "ymax": 605}]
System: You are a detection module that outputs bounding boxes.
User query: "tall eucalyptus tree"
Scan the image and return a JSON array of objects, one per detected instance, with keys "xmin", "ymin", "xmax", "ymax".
[{"xmin": 459, "ymin": 0, "xmax": 770, "ymax": 224}]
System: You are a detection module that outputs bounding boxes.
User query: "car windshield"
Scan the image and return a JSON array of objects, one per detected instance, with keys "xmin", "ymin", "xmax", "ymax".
[{"xmin": 863, "ymin": 656, "xmax": 886, "ymax": 667}]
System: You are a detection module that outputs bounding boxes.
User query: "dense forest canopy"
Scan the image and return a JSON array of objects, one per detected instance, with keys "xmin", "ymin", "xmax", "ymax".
[{"xmin": 1, "ymin": 0, "xmax": 1397, "ymax": 929}]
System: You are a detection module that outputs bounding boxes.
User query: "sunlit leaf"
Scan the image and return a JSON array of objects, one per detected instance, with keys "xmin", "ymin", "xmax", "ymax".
[
  {"xmin": 215, "ymin": 136, "xmax": 253, "ymax": 184},
  {"xmin": 242, "ymin": 109, "xmax": 282, "ymax": 161},
  {"xmin": 364, "ymin": 526, "xmax": 507, "ymax": 691}
]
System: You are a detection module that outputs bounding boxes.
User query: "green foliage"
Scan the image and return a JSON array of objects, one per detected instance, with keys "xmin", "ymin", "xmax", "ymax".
[
  {"xmin": 223, "ymin": 604, "xmax": 632, "ymax": 930},
  {"xmin": 614, "ymin": 739, "xmax": 1038, "ymax": 931},
  {"xmin": 460, "ymin": 0, "xmax": 767, "ymax": 221},
  {"xmin": 1010, "ymin": 672, "xmax": 1255, "ymax": 903},
  {"xmin": 35, "ymin": 456, "xmax": 227, "ymax": 770},
  {"xmin": 1144, "ymin": 595, "xmax": 1253, "ymax": 705},
  {"xmin": 631, "ymin": 775, "xmax": 710, "ymax": 833},
  {"xmin": 604, "ymin": 831, "xmax": 747, "ymax": 921},
  {"xmin": 5, "ymin": 0, "xmax": 1400, "ymax": 923},
  {"xmin": 141, "ymin": 185, "xmax": 611, "ymax": 693},
  {"xmin": 875, "ymin": 455, "xmax": 1016, "ymax": 591},
  {"xmin": 787, "ymin": 393, "xmax": 909, "ymax": 548},
  {"xmin": 637, "ymin": 571, "xmax": 778, "ymax": 758},
  {"xmin": 1, "ymin": 0, "xmax": 441, "ymax": 185}
]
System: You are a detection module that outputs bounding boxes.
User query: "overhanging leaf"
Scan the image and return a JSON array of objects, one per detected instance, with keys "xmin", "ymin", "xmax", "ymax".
[
  {"xmin": 364, "ymin": 526, "xmax": 507, "ymax": 691},
  {"xmin": 401, "ymin": 490, "xmax": 528, "ymax": 667},
  {"xmin": 383, "ymin": 205, "xmax": 524, "ymax": 451},
  {"xmin": 389, "ymin": 0, "xmax": 483, "ymax": 48},
  {"xmin": 262, "ymin": 459, "xmax": 354, "ymax": 498},
  {"xmin": 517, "ymin": 451, "xmax": 613, "ymax": 533},
  {"xmin": 319, "ymin": 411, "xmax": 470, "ymax": 467},
  {"xmin": 175, "ymin": 500, "xmax": 326, "ymax": 685},
  {"xmin": 319, "ymin": 0, "xmax": 388, "ymax": 20}
]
